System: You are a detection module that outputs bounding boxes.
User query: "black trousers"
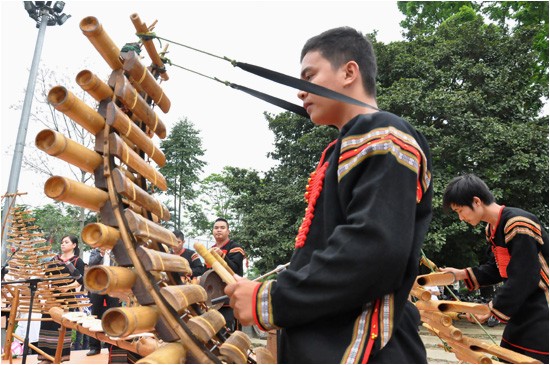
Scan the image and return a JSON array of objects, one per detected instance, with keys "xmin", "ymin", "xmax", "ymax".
[{"xmin": 89, "ymin": 293, "xmax": 120, "ymax": 350}]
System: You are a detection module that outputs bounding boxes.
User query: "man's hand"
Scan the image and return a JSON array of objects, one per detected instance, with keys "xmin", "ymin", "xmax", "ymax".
[
  {"xmin": 224, "ymin": 275, "xmax": 260, "ymax": 326},
  {"xmin": 439, "ymin": 267, "xmax": 467, "ymax": 281},
  {"xmin": 211, "ymin": 247, "xmax": 224, "ymax": 257},
  {"xmin": 466, "ymin": 307, "xmax": 491, "ymax": 324}
]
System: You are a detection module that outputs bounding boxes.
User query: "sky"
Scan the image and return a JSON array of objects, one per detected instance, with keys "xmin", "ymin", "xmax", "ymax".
[{"xmin": 0, "ymin": 0, "xmax": 406, "ymax": 209}]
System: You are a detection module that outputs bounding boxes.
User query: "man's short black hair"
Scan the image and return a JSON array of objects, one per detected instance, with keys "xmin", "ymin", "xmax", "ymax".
[
  {"xmin": 443, "ymin": 174, "xmax": 495, "ymax": 211},
  {"xmin": 214, "ymin": 217, "xmax": 229, "ymax": 228},
  {"xmin": 173, "ymin": 230, "xmax": 184, "ymax": 240},
  {"xmin": 301, "ymin": 26, "xmax": 377, "ymax": 97}
]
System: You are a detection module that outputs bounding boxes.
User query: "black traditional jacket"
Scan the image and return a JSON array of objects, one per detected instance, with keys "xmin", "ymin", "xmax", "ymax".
[
  {"xmin": 464, "ymin": 206, "xmax": 549, "ymax": 361},
  {"xmin": 253, "ymin": 112, "xmax": 433, "ymax": 363},
  {"xmin": 180, "ymin": 248, "xmax": 206, "ymax": 278}
]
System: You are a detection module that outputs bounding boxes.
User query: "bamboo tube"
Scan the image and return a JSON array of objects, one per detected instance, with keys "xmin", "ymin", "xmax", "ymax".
[
  {"xmin": 220, "ymin": 330, "xmax": 251, "ymax": 364},
  {"xmin": 84, "ymin": 266, "xmax": 137, "ymax": 295},
  {"xmin": 44, "ymin": 176, "xmax": 108, "ymax": 212},
  {"xmin": 35, "ymin": 129, "xmax": 102, "ymax": 174},
  {"xmin": 420, "ymin": 256, "xmax": 439, "ymax": 271},
  {"xmin": 410, "ymin": 285, "xmax": 432, "ymax": 301},
  {"xmin": 462, "ymin": 336, "xmax": 542, "ymax": 364},
  {"xmin": 137, "ymin": 342, "xmax": 186, "ymax": 364},
  {"xmin": 106, "ymin": 103, "xmax": 166, "ymax": 167},
  {"xmin": 113, "ymin": 75, "xmax": 167, "ymax": 139},
  {"xmin": 76, "ymin": 69, "xmax": 113, "ymax": 101},
  {"xmin": 160, "ymin": 285, "xmax": 208, "ymax": 314},
  {"xmin": 195, "ymin": 243, "xmax": 236, "ymax": 285},
  {"xmin": 419, "ymin": 309, "xmax": 453, "ymax": 327},
  {"xmin": 112, "ymin": 168, "xmax": 170, "ymax": 220},
  {"xmin": 48, "ymin": 86, "xmax": 106, "ymax": 135},
  {"xmin": 122, "ymin": 51, "xmax": 171, "ymax": 113},
  {"xmin": 49, "ymin": 307, "xmax": 160, "ymax": 357},
  {"xmin": 108, "ymin": 133, "xmax": 167, "ymax": 191},
  {"xmin": 450, "ymin": 339, "xmax": 493, "ymax": 364},
  {"xmin": 254, "ymin": 347, "xmax": 276, "ymax": 364},
  {"xmin": 209, "ymin": 247, "xmax": 235, "ymax": 276},
  {"xmin": 124, "ymin": 209, "xmax": 177, "ymax": 247},
  {"xmin": 102, "ymin": 306, "xmax": 159, "ymax": 338},
  {"xmin": 81, "ymin": 222, "xmax": 120, "ymax": 249},
  {"xmin": 79, "ymin": 16, "xmax": 123, "ymax": 70},
  {"xmin": 136, "ymin": 245, "xmax": 191, "ymax": 274},
  {"xmin": 416, "ymin": 272, "xmax": 456, "ymax": 286},
  {"xmin": 415, "ymin": 300, "xmax": 490, "ymax": 316},
  {"xmin": 187, "ymin": 309, "xmax": 226, "ymax": 342},
  {"xmin": 129, "ymin": 13, "xmax": 169, "ymax": 81}
]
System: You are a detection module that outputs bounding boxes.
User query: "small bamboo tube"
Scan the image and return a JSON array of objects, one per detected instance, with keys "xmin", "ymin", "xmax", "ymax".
[
  {"xmin": 195, "ymin": 243, "xmax": 236, "ymax": 285},
  {"xmin": 79, "ymin": 16, "xmax": 123, "ymax": 70},
  {"xmin": 416, "ymin": 272, "xmax": 456, "ymax": 286},
  {"xmin": 137, "ymin": 342, "xmax": 187, "ymax": 364},
  {"xmin": 160, "ymin": 285, "xmax": 208, "ymax": 314},
  {"xmin": 187, "ymin": 309, "xmax": 226, "ymax": 342},
  {"xmin": 50, "ymin": 307, "xmax": 159, "ymax": 357},
  {"xmin": 102, "ymin": 306, "xmax": 159, "ymax": 338},
  {"xmin": 122, "ymin": 51, "xmax": 171, "ymax": 113},
  {"xmin": 420, "ymin": 256, "xmax": 438, "ymax": 271},
  {"xmin": 75, "ymin": 69, "xmax": 113, "ymax": 101},
  {"xmin": 109, "ymin": 133, "xmax": 167, "ymax": 191},
  {"xmin": 81, "ymin": 223, "xmax": 120, "ymax": 249},
  {"xmin": 415, "ymin": 300, "xmax": 490, "ymax": 316},
  {"xmin": 84, "ymin": 266, "xmax": 137, "ymax": 295},
  {"xmin": 124, "ymin": 209, "xmax": 177, "ymax": 247},
  {"xmin": 35, "ymin": 129, "xmax": 102, "ymax": 174},
  {"xmin": 130, "ymin": 13, "xmax": 169, "ymax": 81},
  {"xmin": 449, "ymin": 339, "xmax": 493, "ymax": 364},
  {"xmin": 410, "ymin": 285, "xmax": 432, "ymax": 301},
  {"xmin": 112, "ymin": 168, "xmax": 170, "ymax": 220},
  {"xmin": 462, "ymin": 336, "xmax": 541, "ymax": 364},
  {"xmin": 219, "ymin": 330, "xmax": 251, "ymax": 364},
  {"xmin": 209, "ymin": 247, "xmax": 235, "ymax": 276},
  {"xmin": 106, "ymin": 103, "xmax": 166, "ymax": 167},
  {"xmin": 113, "ymin": 75, "xmax": 167, "ymax": 139},
  {"xmin": 254, "ymin": 347, "xmax": 276, "ymax": 364},
  {"xmin": 419, "ymin": 309, "xmax": 453, "ymax": 327},
  {"xmin": 48, "ymin": 86, "xmax": 106, "ymax": 135},
  {"xmin": 44, "ymin": 176, "xmax": 108, "ymax": 212},
  {"xmin": 136, "ymin": 245, "xmax": 191, "ymax": 274}
]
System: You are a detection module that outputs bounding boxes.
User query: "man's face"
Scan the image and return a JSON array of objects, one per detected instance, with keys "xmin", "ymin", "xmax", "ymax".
[
  {"xmin": 213, "ymin": 221, "xmax": 230, "ymax": 243},
  {"xmin": 298, "ymin": 50, "xmax": 345, "ymax": 126},
  {"xmin": 175, "ymin": 237, "xmax": 184, "ymax": 252},
  {"xmin": 450, "ymin": 203, "xmax": 483, "ymax": 226}
]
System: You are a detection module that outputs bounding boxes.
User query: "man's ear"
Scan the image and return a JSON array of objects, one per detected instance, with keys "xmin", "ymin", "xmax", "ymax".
[
  {"xmin": 342, "ymin": 61, "xmax": 360, "ymax": 86},
  {"xmin": 472, "ymin": 196, "xmax": 482, "ymax": 207}
]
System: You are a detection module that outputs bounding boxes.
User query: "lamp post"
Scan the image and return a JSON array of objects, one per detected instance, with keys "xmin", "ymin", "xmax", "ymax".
[{"xmin": 1, "ymin": 2, "xmax": 71, "ymax": 265}]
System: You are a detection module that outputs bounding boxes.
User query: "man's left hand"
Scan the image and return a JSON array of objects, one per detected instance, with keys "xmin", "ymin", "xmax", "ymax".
[{"xmin": 224, "ymin": 275, "xmax": 260, "ymax": 326}]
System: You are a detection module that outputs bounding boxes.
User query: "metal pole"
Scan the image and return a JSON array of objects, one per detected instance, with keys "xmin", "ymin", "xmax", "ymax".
[{"xmin": 1, "ymin": 9, "xmax": 49, "ymax": 265}]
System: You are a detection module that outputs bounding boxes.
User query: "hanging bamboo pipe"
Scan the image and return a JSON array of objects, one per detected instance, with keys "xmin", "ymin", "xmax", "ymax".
[
  {"xmin": 159, "ymin": 285, "xmax": 208, "ymax": 314},
  {"xmin": 44, "ymin": 176, "xmax": 108, "ymax": 212},
  {"xmin": 187, "ymin": 309, "xmax": 226, "ymax": 342},
  {"xmin": 47, "ymin": 86, "xmax": 105, "ymax": 135},
  {"xmin": 219, "ymin": 330, "xmax": 251, "ymax": 364},
  {"xmin": 124, "ymin": 209, "xmax": 177, "ymax": 248},
  {"xmin": 81, "ymin": 223, "xmax": 120, "ymax": 249},
  {"xmin": 79, "ymin": 16, "xmax": 123, "ymax": 70},
  {"xmin": 415, "ymin": 300, "xmax": 490, "ymax": 316},
  {"xmin": 106, "ymin": 103, "xmax": 166, "ymax": 167},
  {"xmin": 136, "ymin": 245, "xmax": 191, "ymax": 274},
  {"xmin": 108, "ymin": 133, "xmax": 167, "ymax": 191},
  {"xmin": 84, "ymin": 266, "xmax": 137, "ymax": 295},
  {"xmin": 136, "ymin": 343, "xmax": 186, "ymax": 364},
  {"xmin": 75, "ymin": 69, "xmax": 113, "ymax": 102},
  {"xmin": 35, "ymin": 129, "xmax": 102, "ymax": 174},
  {"xmin": 112, "ymin": 74, "xmax": 167, "ymax": 139},
  {"xmin": 122, "ymin": 51, "xmax": 171, "ymax": 113},
  {"xmin": 112, "ymin": 168, "xmax": 170, "ymax": 220},
  {"xmin": 194, "ymin": 243, "xmax": 236, "ymax": 285},
  {"xmin": 129, "ymin": 13, "xmax": 169, "ymax": 81},
  {"xmin": 461, "ymin": 335, "xmax": 542, "ymax": 364},
  {"xmin": 102, "ymin": 306, "xmax": 159, "ymax": 338},
  {"xmin": 410, "ymin": 286, "xmax": 432, "ymax": 301},
  {"xmin": 416, "ymin": 272, "xmax": 456, "ymax": 286}
]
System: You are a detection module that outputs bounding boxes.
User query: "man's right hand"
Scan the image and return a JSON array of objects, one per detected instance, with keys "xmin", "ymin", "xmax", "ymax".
[{"xmin": 439, "ymin": 267, "xmax": 467, "ymax": 281}]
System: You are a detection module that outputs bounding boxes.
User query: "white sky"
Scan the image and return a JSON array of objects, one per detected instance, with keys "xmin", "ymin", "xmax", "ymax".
[{"xmin": 1, "ymin": 0, "xmax": 405, "ymax": 208}]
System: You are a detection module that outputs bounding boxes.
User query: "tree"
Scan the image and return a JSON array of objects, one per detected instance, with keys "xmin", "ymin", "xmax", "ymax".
[
  {"xmin": 160, "ymin": 117, "xmax": 207, "ymax": 231},
  {"xmin": 376, "ymin": 4, "xmax": 548, "ymax": 267}
]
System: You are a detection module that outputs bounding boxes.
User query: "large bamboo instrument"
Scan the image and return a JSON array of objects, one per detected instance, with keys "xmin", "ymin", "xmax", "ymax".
[{"xmin": 39, "ymin": 13, "xmax": 273, "ymax": 364}]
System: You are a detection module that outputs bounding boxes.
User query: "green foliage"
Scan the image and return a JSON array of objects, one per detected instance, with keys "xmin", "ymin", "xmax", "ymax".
[
  {"xmin": 160, "ymin": 117, "xmax": 207, "ymax": 232},
  {"xmin": 379, "ymin": 3, "xmax": 549, "ymax": 267},
  {"xmin": 31, "ymin": 203, "xmax": 87, "ymax": 253}
]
